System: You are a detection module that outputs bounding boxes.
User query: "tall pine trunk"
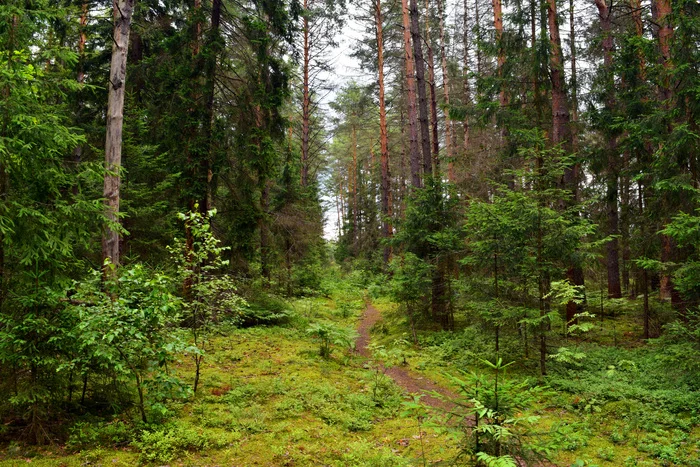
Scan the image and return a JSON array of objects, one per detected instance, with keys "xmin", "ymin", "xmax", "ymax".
[
  {"xmin": 595, "ymin": 0, "xmax": 622, "ymax": 298},
  {"xmin": 410, "ymin": 0, "xmax": 432, "ymax": 177},
  {"xmin": 402, "ymin": 0, "xmax": 421, "ymax": 187},
  {"xmin": 424, "ymin": 0, "xmax": 440, "ymax": 171},
  {"xmin": 103, "ymin": 0, "xmax": 135, "ymax": 278},
  {"xmin": 437, "ymin": 0, "xmax": 452, "ymax": 182},
  {"xmin": 547, "ymin": 0, "xmax": 583, "ymax": 322},
  {"xmin": 301, "ymin": 0, "xmax": 311, "ymax": 187},
  {"xmin": 462, "ymin": 0, "xmax": 471, "ymax": 174},
  {"xmin": 375, "ymin": 0, "xmax": 392, "ymax": 262}
]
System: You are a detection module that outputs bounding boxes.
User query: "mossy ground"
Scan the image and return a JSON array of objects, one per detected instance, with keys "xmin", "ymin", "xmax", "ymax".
[
  {"xmin": 2, "ymin": 276, "xmax": 698, "ymax": 467},
  {"xmin": 0, "ymin": 288, "xmax": 460, "ymax": 466},
  {"xmin": 369, "ymin": 293, "xmax": 700, "ymax": 467}
]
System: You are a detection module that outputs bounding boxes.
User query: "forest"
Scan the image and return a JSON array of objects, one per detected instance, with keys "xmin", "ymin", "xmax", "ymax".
[{"xmin": 1, "ymin": 0, "xmax": 699, "ymax": 465}]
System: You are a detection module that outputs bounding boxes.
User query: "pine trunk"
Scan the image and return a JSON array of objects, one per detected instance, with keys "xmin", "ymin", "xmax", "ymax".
[
  {"xmin": 102, "ymin": 0, "xmax": 135, "ymax": 277},
  {"xmin": 375, "ymin": 0, "xmax": 392, "ymax": 263},
  {"xmin": 437, "ymin": 0, "xmax": 452, "ymax": 182},
  {"xmin": 547, "ymin": 0, "xmax": 583, "ymax": 322},
  {"xmin": 462, "ymin": 0, "xmax": 471, "ymax": 172},
  {"xmin": 301, "ymin": 0, "xmax": 311, "ymax": 187},
  {"xmin": 424, "ymin": 0, "xmax": 440, "ymax": 171},
  {"xmin": 402, "ymin": 0, "xmax": 422, "ymax": 188},
  {"xmin": 410, "ymin": 0, "xmax": 432, "ymax": 178},
  {"xmin": 596, "ymin": 0, "xmax": 622, "ymax": 298}
]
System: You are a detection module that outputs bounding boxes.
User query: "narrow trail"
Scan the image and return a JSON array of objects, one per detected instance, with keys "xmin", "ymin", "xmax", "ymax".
[
  {"xmin": 355, "ymin": 303, "xmax": 459, "ymax": 412},
  {"xmin": 356, "ymin": 303, "xmax": 558, "ymax": 467}
]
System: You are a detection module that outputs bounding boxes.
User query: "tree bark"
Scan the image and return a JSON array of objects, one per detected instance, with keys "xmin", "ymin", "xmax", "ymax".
[
  {"xmin": 462, "ymin": 0, "xmax": 471, "ymax": 176},
  {"xmin": 437, "ymin": 0, "xmax": 452, "ymax": 182},
  {"xmin": 424, "ymin": 0, "xmax": 440, "ymax": 171},
  {"xmin": 492, "ymin": 0, "xmax": 506, "ymax": 110},
  {"xmin": 202, "ymin": 0, "xmax": 222, "ymax": 212},
  {"xmin": 410, "ymin": 0, "xmax": 432, "ymax": 178},
  {"xmin": 402, "ymin": 0, "xmax": 422, "ymax": 188},
  {"xmin": 351, "ymin": 123, "xmax": 358, "ymax": 249},
  {"xmin": 102, "ymin": 0, "xmax": 135, "ymax": 278},
  {"xmin": 595, "ymin": 0, "xmax": 622, "ymax": 298},
  {"xmin": 301, "ymin": 0, "xmax": 311, "ymax": 187},
  {"xmin": 547, "ymin": 0, "xmax": 583, "ymax": 322},
  {"xmin": 375, "ymin": 0, "xmax": 392, "ymax": 263}
]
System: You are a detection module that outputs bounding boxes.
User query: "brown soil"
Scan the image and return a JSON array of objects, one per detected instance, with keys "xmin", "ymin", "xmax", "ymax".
[
  {"xmin": 355, "ymin": 303, "xmax": 459, "ymax": 412},
  {"xmin": 355, "ymin": 303, "xmax": 558, "ymax": 467}
]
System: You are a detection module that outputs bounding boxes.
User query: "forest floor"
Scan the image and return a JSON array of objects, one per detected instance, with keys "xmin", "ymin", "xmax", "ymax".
[
  {"xmin": 0, "ymin": 288, "xmax": 462, "ymax": 466},
  {"xmin": 355, "ymin": 303, "xmax": 458, "ymax": 411},
  {"xmin": 1, "ymin": 276, "xmax": 699, "ymax": 466}
]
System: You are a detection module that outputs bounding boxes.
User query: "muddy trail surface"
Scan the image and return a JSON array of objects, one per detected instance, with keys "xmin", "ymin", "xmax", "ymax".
[
  {"xmin": 355, "ymin": 303, "xmax": 459, "ymax": 412},
  {"xmin": 356, "ymin": 303, "xmax": 558, "ymax": 467}
]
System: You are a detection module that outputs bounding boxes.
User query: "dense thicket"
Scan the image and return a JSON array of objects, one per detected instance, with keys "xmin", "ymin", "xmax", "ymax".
[{"xmin": 0, "ymin": 0, "xmax": 327, "ymax": 441}]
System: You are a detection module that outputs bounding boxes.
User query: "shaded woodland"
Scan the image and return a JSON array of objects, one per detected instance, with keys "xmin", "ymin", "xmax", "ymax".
[{"xmin": 1, "ymin": 0, "xmax": 700, "ymax": 465}]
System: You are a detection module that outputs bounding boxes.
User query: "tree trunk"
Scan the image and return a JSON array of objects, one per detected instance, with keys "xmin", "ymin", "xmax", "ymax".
[
  {"xmin": 351, "ymin": 123, "xmax": 358, "ymax": 249},
  {"xmin": 547, "ymin": 0, "xmax": 583, "ymax": 322},
  {"xmin": 260, "ymin": 181, "xmax": 271, "ymax": 285},
  {"xmin": 652, "ymin": 0, "xmax": 682, "ymax": 313},
  {"xmin": 462, "ymin": 0, "xmax": 471, "ymax": 177},
  {"xmin": 202, "ymin": 0, "xmax": 222, "ymax": 212},
  {"xmin": 301, "ymin": 0, "xmax": 311, "ymax": 187},
  {"xmin": 102, "ymin": 0, "xmax": 135, "ymax": 278},
  {"xmin": 437, "ymin": 0, "xmax": 452, "ymax": 182},
  {"xmin": 402, "ymin": 0, "xmax": 422, "ymax": 188},
  {"xmin": 410, "ymin": 0, "xmax": 432, "ymax": 178},
  {"xmin": 424, "ymin": 0, "xmax": 440, "ymax": 172},
  {"xmin": 492, "ymin": 0, "xmax": 506, "ymax": 109},
  {"xmin": 595, "ymin": 0, "xmax": 622, "ymax": 298},
  {"xmin": 375, "ymin": 0, "xmax": 392, "ymax": 263}
]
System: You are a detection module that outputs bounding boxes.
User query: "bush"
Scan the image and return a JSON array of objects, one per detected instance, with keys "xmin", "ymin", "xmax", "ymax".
[
  {"xmin": 306, "ymin": 322, "xmax": 357, "ymax": 358},
  {"xmin": 134, "ymin": 425, "xmax": 211, "ymax": 464},
  {"xmin": 239, "ymin": 289, "xmax": 295, "ymax": 326},
  {"xmin": 66, "ymin": 420, "xmax": 134, "ymax": 452}
]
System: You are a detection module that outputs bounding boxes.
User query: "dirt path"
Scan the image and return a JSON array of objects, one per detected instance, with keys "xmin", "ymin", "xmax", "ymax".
[
  {"xmin": 355, "ymin": 303, "xmax": 459, "ymax": 412},
  {"xmin": 356, "ymin": 303, "xmax": 558, "ymax": 467}
]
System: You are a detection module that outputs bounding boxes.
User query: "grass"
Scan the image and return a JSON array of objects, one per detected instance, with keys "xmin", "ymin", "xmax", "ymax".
[
  {"xmin": 366, "ymin": 287, "xmax": 700, "ymax": 467},
  {"xmin": 0, "ymin": 282, "xmax": 459, "ymax": 466},
  {"xmin": 3, "ymin": 270, "xmax": 697, "ymax": 467}
]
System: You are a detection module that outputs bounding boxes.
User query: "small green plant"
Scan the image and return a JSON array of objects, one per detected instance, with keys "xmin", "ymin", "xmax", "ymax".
[
  {"xmin": 169, "ymin": 207, "xmax": 246, "ymax": 393},
  {"xmin": 401, "ymin": 395, "xmax": 429, "ymax": 467},
  {"xmin": 444, "ymin": 357, "xmax": 546, "ymax": 465},
  {"xmin": 66, "ymin": 420, "xmax": 133, "ymax": 452},
  {"xmin": 134, "ymin": 425, "xmax": 211, "ymax": 464},
  {"xmin": 306, "ymin": 322, "xmax": 356, "ymax": 358},
  {"xmin": 597, "ymin": 446, "xmax": 615, "ymax": 461}
]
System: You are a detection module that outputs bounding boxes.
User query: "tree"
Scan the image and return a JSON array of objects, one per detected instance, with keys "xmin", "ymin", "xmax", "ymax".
[
  {"xmin": 410, "ymin": 0, "xmax": 432, "ymax": 177},
  {"xmin": 103, "ymin": 0, "xmax": 136, "ymax": 277},
  {"xmin": 374, "ymin": 0, "xmax": 392, "ymax": 262}
]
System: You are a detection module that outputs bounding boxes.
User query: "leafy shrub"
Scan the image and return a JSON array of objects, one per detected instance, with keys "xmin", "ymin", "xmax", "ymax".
[
  {"xmin": 68, "ymin": 265, "xmax": 190, "ymax": 423},
  {"xmin": 134, "ymin": 425, "xmax": 211, "ymax": 464},
  {"xmin": 66, "ymin": 420, "xmax": 133, "ymax": 452},
  {"xmin": 239, "ymin": 289, "xmax": 294, "ymax": 326},
  {"xmin": 306, "ymin": 322, "xmax": 357, "ymax": 358},
  {"xmin": 548, "ymin": 422, "xmax": 591, "ymax": 451}
]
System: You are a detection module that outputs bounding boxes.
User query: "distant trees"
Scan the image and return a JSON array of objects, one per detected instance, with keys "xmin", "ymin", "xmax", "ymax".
[{"xmin": 328, "ymin": 0, "xmax": 700, "ymax": 340}]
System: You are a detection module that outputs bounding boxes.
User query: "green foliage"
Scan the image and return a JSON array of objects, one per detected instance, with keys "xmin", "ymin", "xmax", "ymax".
[
  {"xmin": 169, "ymin": 207, "xmax": 246, "ymax": 392},
  {"xmin": 134, "ymin": 425, "xmax": 212, "ymax": 464},
  {"xmin": 445, "ymin": 358, "xmax": 547, "ymax": 464},
  {"xmin": 306, "ymin": 321, "xmax": 356, "ymax": 358},
  {"xmin": 239, "ymin": 288, "xmax": 295, "ymax": 326},
  {"xmin": 66, "ymin": 420, "xmax": 134, "ymax": 452},
  {"xmin": 68, "ymin": 265, "xmax": 189, "ymax": 423}
]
